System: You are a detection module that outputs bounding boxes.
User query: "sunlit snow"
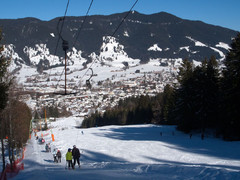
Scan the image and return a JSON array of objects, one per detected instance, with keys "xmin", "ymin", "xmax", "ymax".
[
  {"xmin": 50, "ymin": 33, "xmax": 55, "ymax": 37},
  {"xmin": 179, "ymin": 46, "xmax": 190, "ymax": 52},
  {"xmin": 7, "ymin": 119, "xmax": 240, "ymax": 180},
  {"xmin": 186, "ymin": 36, "xmax": 207, "ymax": 47},
  {"xmin": 216, "ymin": 42, "xmax": 231, "ymax": 50},
  {"xmin": 148, "ymin": 44, "xmax": 162, "ymax": 51}
]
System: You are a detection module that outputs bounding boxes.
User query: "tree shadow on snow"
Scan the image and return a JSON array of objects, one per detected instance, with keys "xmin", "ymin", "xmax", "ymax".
[
  {"xmin": 143, "ymin": 156, "xmax": 240, "ymax": 172},
  {"xmin": 82, "ymin": 149, "xmax": 127, "ymax": 164},
  {"xmin": 12, "ymin": 158, "xmax": 86, "ymax": 180},
  {"xmin": 43, "ymin": 159, "xmax": 55, "ymax": 163},
  {"xmin": 93, "ymin": 125, "xmax": 164, "ymax": 141},
  {"xmin": 93, "ymin": 125, "xmax": 240, "ymax": 161}
]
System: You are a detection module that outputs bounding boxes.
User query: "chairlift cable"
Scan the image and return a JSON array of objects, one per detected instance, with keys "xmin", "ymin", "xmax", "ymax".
[
  {"xmin": 44, "ymin": 0, "xmax": 70, "ymax": 95},
  {"xmin": 54, "ymin": 0, "xmax": 94, "ymax": 95},
  {"xmin": 72, "ymin": 0, "xmax": 139, "ymax": 93},
  {"xmin": 112, "ymin": 0, "xmax": 139, "ymax": 37},
  {"xmin": 54, "ymin": 0, "xmax": 71, "ymax": 95},
  {"xmin": 73, "ymin": 0, "xmax": 94, "ymax": 48},
  {"xmin": 37, "ymin": 0, "xmax": 70, "ymax": 131}
]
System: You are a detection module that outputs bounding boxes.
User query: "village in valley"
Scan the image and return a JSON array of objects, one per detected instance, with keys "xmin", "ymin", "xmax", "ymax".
[{"xmin": 19, "ymin": 60, "xmax": 179, "ymax": 120}]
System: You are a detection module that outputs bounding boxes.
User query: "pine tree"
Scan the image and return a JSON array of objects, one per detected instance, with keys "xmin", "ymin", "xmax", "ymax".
[
  {"xmin": 205, "ymin": 56, "xmax": 219, "ymax": 128},
  {"xmin": 161, "ymin": 84, "xmax": 175, "ymax": 124},
  {"xmin": 173, "ymin": 57, "xmax": 219, "ymax": 133},
  {"xmin": 221, "ymin": 32, "xmax": 240, "ymax": 140},
  {"xmin": 173, "ymin": 59, "xmax": 195, "ymax": 132}
]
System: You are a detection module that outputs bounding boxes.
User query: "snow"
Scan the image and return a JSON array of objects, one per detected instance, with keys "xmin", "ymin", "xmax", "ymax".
[
  {"xmin": 193, "ymin": 60, "xmax": 202, "ymax": 67},
  {"xmin": 179, "ymin": 46, "xmax": 190, "ymax": 52},
  {"xmin": 148, "ymin": 44, "xmax": 162, "ymax": 52},
  {"xmin": 210, "ymin": 47, "xmax": 226, "ymax": 61},
  {"xmin": 186, "ymin": 36, "xmax": 207, "ymax": 47},
  {"xmin": 98, "ymin": 36, "xmax": 140, "ymax": 68},
  {"xmin": 123, "ymin": 31, "xmax": 129, "ymax": 37},
  {"xmin": 6, "ymin": 32, "xmax": 228, "ymax": 91},
  {"xmin": 23, "ymin": 44, "xmax": 60, "ymax": 66},
  {"xmin": 216, "ymin": 42, "xmax": 231, "ymax": 50},
  {"xmin": 185, "ymin": 37, "xmax": 227, "ymax": 61},
  {"xmin": 2, "ymin": 44, "xmax": 21, "ymax": 60},
  {"xmin": 10, "ymin": 119, "xmax": 240, "ymax": 180},
  {"xmin": 127, "ymin": 19, "xmax": 152, "ymax": 25}
]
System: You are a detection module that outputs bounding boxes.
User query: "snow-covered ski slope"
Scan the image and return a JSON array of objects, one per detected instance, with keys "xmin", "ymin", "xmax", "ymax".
[{"xmin": 13, "ymin": 117, "xmax": 240, "ymax": 180}]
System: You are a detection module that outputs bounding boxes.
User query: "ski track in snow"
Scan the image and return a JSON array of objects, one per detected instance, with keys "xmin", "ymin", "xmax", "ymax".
[{"xmin": 10, "ymin": 120, "xmax": 240, "ymax": 180}]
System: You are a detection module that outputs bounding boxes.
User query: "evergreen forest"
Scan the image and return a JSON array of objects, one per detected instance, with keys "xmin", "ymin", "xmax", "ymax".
[{"xmin": 82, "ymin": 33, "xmax": 240, "ymax": 141}]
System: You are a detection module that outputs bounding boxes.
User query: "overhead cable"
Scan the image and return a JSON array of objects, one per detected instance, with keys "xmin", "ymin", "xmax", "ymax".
[
  {"xmin": 73, "ymin": 0, "xmax": 94, "ymax": 48},
  {"xmin": 111, "ymin": 0, "xmax": 139, "ymax": 37},
  {"xmin": 54, "ymin": 0, "xmax": 70, "ymax": 55},
  {"xmin": 74, "ymin": 0, "xmax": 139, "ymax": 92},
  {"xmin": 50, "ymin": 0, "xmax": 70, "ymax": 92}
]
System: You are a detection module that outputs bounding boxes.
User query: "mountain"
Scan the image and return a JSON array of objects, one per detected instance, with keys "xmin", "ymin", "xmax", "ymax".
[{"xmin": 0, "ymin": 11, "xmax": 238, "ymax": 71}]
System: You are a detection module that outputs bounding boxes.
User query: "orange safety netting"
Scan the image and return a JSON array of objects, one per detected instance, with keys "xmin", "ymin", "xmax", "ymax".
[{"xmin": 0, "ymin": 148, "xmax": 25, "ymax": 180}]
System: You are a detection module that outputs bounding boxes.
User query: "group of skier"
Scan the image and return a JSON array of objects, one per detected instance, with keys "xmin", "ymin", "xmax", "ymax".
[
  {"xmin": 52, "ymin": 148, "xmax": 62, "ymax": 163},
  {"xmin": 35, "ymin": 134, "xmax": 81, "ymax": 169},
  {"xmin": 66, "ymin": 145, "xmax": 81, "ymax": 169},
  {"xmin": 43, "ymin": 141, "xmax": 62, "ymax": 163}
]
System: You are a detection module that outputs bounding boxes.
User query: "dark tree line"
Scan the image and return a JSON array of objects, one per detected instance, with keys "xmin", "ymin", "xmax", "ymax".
[
  {"xmin": 169, "ymin": 57, "xmax": 219, "ymax": 133},
  {"xmin": 220, "ymin": 32, "xmax": 240, "ymax": 140},
  {"xmin": 167, "ymin": 33, "xmax": 240, "ymax": 140},
  {"xmin": 33, "ymin": 106, "xmax": 59, "ymax": 120},
  {"xmin": 81, "ymin": 85, "xmax": 177, "ymax": 129},
  {"xmin": 82, "ymin": 33, "xmax": 240, "ymax": 141},
  {"xmin": 81, "ymin": 95, "xmax": 153, "ymax": 128}
]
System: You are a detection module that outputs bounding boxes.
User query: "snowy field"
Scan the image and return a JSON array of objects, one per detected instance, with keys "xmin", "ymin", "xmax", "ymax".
[{"xmin": 10, "ymin": 117, "xmax": 240, "ymax": 180}]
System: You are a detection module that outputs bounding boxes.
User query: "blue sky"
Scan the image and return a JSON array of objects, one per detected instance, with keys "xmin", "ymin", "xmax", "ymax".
[{"xmin": 0, "ymin": 0, "xmax": 239, "ymax": 31}]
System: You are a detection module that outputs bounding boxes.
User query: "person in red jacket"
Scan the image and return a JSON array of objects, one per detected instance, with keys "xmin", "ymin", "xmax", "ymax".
[{"xmin": 56, "ymin": 150, "xmax": 61, "ymax": 163}]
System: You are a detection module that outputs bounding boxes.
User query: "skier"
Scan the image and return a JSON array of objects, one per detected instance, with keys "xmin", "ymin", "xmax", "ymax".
[
  {"xmin": 56, "ymin": 149, "xmax": 62, "ymax": 163},
  {"xmin": 45, "ymin": 143, "xmax": 49, "ymax": 152},
  {"xmin": 52, "ymin": 148, "xmax": 58, "ymax": 163},
  {"xmin": 66, "ymin": 148, "xmax": 74, "ymax": 169},
  {"xmin": 190, "ymin": 133, "xmax": 193, "ymax": 139},
  {"xmin": 72, "ymin": 145, "xmax": 81, "ymax": 168},
  {"xmin": 45, "ymin": 143, "xmax": 51, "ymax": 152}
]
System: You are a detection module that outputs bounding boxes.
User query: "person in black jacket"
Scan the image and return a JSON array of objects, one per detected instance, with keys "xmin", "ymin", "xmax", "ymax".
[{"xmin": 72, "ymin": 145, "xmax": 81, "ymax": 167}]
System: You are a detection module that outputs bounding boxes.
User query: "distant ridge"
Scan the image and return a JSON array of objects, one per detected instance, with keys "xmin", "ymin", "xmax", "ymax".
[{"xmin": 0, "ymin": 11, "xmax": 238, "ymax": 67}]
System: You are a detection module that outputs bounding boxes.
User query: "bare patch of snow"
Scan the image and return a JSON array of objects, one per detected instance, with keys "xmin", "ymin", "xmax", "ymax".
[
  {"xmin": 216, "ymin": 42, "xmax": 231, "ymax": 50},
  {"xmin": 50, "ymin": 33, "xmax": 55, "ymax": 37},
  {"xmin": 123, "ymin": 31, "xmax": 129, "ymax": 37},
  {"xmin": 193, "ymin": 60, "xmax": 202, "ymax": 67},
  {"xmin": 148, "ymin": 44, "xmax": 162, "ymax": 52},
  {"xmin": 179, "ymin": 46, "xmax": 190, "ymax": 52},
  {"xmin": 210, "ymin": 47, "xmax": 225, "ymax": 61},
  {"xmin": 186, "ymin": 36, "xmax": 207, "ymax": 47}
]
